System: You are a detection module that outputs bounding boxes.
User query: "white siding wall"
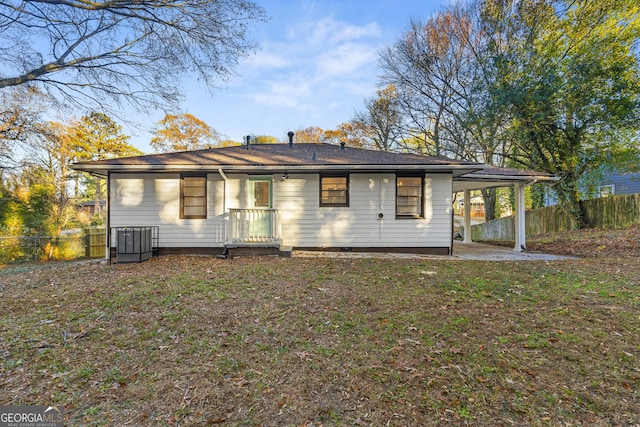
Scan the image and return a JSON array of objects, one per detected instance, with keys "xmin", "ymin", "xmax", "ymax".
[
  {"xmin": 273, "ymin": 173, "xmax": 452, "ymax": 249},
  {"xmin": 110, "ymin": 172, "xmax": 453, "ymax": 250},
  {"xmin": 110, "ymin": 173, "xmax": 227, "ymax": 248}
]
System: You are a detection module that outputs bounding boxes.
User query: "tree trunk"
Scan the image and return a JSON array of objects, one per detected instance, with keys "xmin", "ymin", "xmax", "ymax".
[
  {"xmin": 530, "ymin": 183, "xmax": 546, "ymax": 209},
  {"xmin": 481, "ymin": 188, "xmax": 498, "ymax": 221},
  {"xmin": 94, "ymin": 177, "xmax": 101, "ymax": 221},
  {"xmin": 555, "ymin": 180, "xmax": 587, "ymax": 229}
]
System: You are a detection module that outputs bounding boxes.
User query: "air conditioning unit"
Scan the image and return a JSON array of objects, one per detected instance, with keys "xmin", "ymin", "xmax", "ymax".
[{"xmin": 115, "ymin": 227, "xmax": 153, "ymax": 263}]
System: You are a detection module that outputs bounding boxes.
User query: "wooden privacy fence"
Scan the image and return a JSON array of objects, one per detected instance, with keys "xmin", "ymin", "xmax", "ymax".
[
  {"xmin": 471, "ymin": 193, "xmax": 640, "ymax": 241},
  {"xmin": 85, "ymin": 227, "xmax": 106, "ymax": 258},
  {"xmin": 583, "ymin": 194, "xmax": 640, "ymax": 229}
]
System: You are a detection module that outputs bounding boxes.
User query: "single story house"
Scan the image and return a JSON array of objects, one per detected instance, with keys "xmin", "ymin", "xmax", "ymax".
[
  {"xmin": 453, "ymin": 194, "xmax": 487, "ymax": 219},
  {"xmin": 71, "ymin": 141, "xmax": 557, "ymax": 258},
  {"xmin": 75, "ymin": 199, "xmax": 107, "ymax": 221}
]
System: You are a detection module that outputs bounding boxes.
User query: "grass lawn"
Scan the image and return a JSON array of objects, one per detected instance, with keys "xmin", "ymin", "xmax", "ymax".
[{"xmin": 1, "ymin": 244, "xmax": 639, "ymax": 425}]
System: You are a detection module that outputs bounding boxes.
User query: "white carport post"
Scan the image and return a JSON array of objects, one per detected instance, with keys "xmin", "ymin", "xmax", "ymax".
[
  {"xmin": 514, "ymin": 182, "xmax": 526, "ymax": 252},
  {"xmin": 463, "ymin": 189, "xmax": 472, "ymax": 243}
]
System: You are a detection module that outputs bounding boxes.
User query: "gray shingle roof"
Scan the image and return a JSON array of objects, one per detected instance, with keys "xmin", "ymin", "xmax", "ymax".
[
  {"xmin": 73, "ymin": 143, "xmax": 482, "ymax": 168},
  {"xmin": 71, "ymin": 142, "xmax": 557, "ymax": 186}
]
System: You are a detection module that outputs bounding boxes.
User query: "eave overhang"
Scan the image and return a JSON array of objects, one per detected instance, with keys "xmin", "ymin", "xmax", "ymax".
[
  {"xmin": 72, "ymin": 163, "xmax": 488, "ymax": 177},
  {"xmin": 453, "ymin": 173, "xmax": 559, "ymax": 192}
]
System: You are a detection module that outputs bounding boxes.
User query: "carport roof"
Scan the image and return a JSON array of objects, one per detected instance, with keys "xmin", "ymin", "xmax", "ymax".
[{"xmin": 453, "ymin": 166, "xmax": 558, "ymax": 191}]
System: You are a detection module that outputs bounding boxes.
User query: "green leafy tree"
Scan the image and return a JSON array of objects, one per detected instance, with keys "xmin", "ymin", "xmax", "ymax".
[
  {"xmin": 490, "ymin": 0, "xmax": 640, "ymax": 226},
  {"xmin": 28, "ymin": 113, "xmax": 137, "ymax": 230},
  {"xmin": 1, "ymin": 165, "xmax": 58, "ymax": 236},
  {"xmin": 70, "ymin": 113, "xmax": 139, "ymax": 220},
  {"xmin": 72, "ymin": 113, "xmax": 139, "ymax": 161},
  {"xmin": 379, "ymin": 0, "xmax": 640, "ymax": 224},
  {"xmin": 251, "ymin": 135, "xmax": 280, "ymax": 144}
]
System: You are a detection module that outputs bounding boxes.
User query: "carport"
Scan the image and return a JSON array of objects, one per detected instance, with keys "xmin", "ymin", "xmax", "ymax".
[{"xmin": 453, "ymin": 167, "xmax": 559, "ymax": 252}]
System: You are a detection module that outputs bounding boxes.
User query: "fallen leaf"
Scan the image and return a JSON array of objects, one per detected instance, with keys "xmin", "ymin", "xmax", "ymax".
[{"xmin": 294, "ymin": 351, "xmax": 312, "ymax": 361}]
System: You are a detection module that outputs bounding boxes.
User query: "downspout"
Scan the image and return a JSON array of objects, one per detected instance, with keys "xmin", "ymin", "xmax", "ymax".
[
  {"xmin": 450, "ymin": 190, "xmax": 455, "ymax": 255},
  {"xmin": 106, "ymin": 171, "xmax": 111, "ymax": 263},
  {"xmin": 217, "ymin": 168, "xmax": 228, "ymax": 213},
  {"xmin": 218, "ymin": 168, "xmax": 229, "ymax": 246},
  {"xmin": 378, "ymin": 175, "xmax": 383, "ymax": 241}
]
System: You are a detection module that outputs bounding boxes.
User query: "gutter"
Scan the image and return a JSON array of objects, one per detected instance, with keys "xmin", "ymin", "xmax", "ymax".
[
  {"xmin": 71, "ymin": 163, "xmax": 488, "ymax": 175},
  {"xmin": 456, "ymin": 174, "xmax": 560, "ymax": 182}
]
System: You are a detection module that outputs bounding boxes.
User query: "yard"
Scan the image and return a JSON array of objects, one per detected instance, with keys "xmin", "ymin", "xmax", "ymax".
[{"xmin": 1, "ymin": 227, "xmax": 639, "ymax": 426}]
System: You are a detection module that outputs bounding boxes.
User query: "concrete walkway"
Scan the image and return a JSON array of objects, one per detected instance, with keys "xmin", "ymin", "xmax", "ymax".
[{"xmin": 294, "ymin": 241, "xmax": 574, "ymax": 261}]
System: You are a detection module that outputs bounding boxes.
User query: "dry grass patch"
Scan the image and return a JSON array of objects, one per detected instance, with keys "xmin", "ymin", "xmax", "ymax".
[
  {"xmin": 527, "ymin": 224, "xmax": 640, "ymax": 258},
  {"xmin": 1, "ymin": 253, "xmax": 639, "ymax": 426}
]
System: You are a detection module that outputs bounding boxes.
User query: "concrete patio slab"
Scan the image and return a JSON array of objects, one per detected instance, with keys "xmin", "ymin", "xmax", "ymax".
[
  {"xmin": 294, "ymin": 241, "xmax": 574, "ymax": 261},
  {"xmin": 450, "ymin": 241, "xmax": 574, "ymax": 261}
]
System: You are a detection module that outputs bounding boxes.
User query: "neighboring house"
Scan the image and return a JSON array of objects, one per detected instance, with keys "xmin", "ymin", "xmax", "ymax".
[
  {"xmin": 75, "ymin": 200, "xmax": 107, "ymax": 222},
  {"xmin": 453, "ymin": 194, "xmax": 485, "ymax": 219},
  {"xmin": 71, "ymin": 142, "xmax": 555, "ymax": 257},
  {"xmin": 596, "ymin": 172, "xmax": 640, "ymax": 197},
  {"xmin": 543, "ymin": 172, "xmax": 640, "ymax": 206},
  {"xmin": 453, "ymin": 192, "xmax": 514, "ymax": 219}
]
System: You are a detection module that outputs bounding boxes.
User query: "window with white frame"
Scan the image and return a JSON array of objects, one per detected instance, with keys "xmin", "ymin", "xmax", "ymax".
[{"xmin": 597, "ymin": 184, "xmax": 615, "ymax": 198}]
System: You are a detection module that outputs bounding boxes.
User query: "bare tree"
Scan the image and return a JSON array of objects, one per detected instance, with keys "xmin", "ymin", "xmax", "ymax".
[
  {"xmin": 353, "ymin": 85, "xmax": 403, "ymax": 152},
  {"xmin": 0, "ymin": 0, "xmax": 268, "ymax": 112},
  {"xmin": 378, "ymin": 5, "xmax": 515, "ymax": 219},
  {"xmin": 0, "ymin": 86, "xmax": 53, "ymax": 169},
  {"xmin": 379, "ymin": 14, "xmax": 470, "ymax": 157}
]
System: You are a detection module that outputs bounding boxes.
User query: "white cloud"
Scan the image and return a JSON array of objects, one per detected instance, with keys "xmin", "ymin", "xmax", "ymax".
[
  {"xmin": 250, "ymin": 78, "xmax": 314, "ymax": 109},
  {"xmin": 315, "ymin": 41, "xmax": 378, "ymax": 77},
  {"xmin": 243, "ymin": 16, "xmax": 381, "ymax": 112},
  {"xmin": 244, "ymin": 50, "xmax": 292, "ymax": 69},
  {"xmin": 304, "ymin": 19, "xmax": 381, "ymax": 45},
  {"xmin": 127, "ymin": 0, "xmax": 442, "ymax": 148}
]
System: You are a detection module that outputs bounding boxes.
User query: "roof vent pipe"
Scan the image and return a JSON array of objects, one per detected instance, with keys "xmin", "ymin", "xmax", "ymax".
[
  {"xmin": 287, "ymin": 131, "xmax": 294, "ymax": 147},
  {"xmin": 340, "ymin": 141, "xmax": 346, "ymax": 150},
  {"xmin": 245, "ymin": 135, "xmax": 251, "ymax": 149}
]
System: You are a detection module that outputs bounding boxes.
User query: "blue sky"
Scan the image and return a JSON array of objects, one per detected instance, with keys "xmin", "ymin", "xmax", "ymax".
[{"xmin": 128, "ymin": 0, "xmax": 444, "ymax": 151}]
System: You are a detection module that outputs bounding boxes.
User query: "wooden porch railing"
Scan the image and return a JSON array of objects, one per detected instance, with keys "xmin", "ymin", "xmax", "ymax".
[{"xmin": 228, "ymin": 208, "xmax": 281, "ymax": 245}]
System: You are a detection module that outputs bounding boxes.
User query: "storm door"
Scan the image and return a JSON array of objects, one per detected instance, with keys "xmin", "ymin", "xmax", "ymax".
[{"xmin": 249, "ymin": 177, "xmax": 273, "ymax": 238}]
